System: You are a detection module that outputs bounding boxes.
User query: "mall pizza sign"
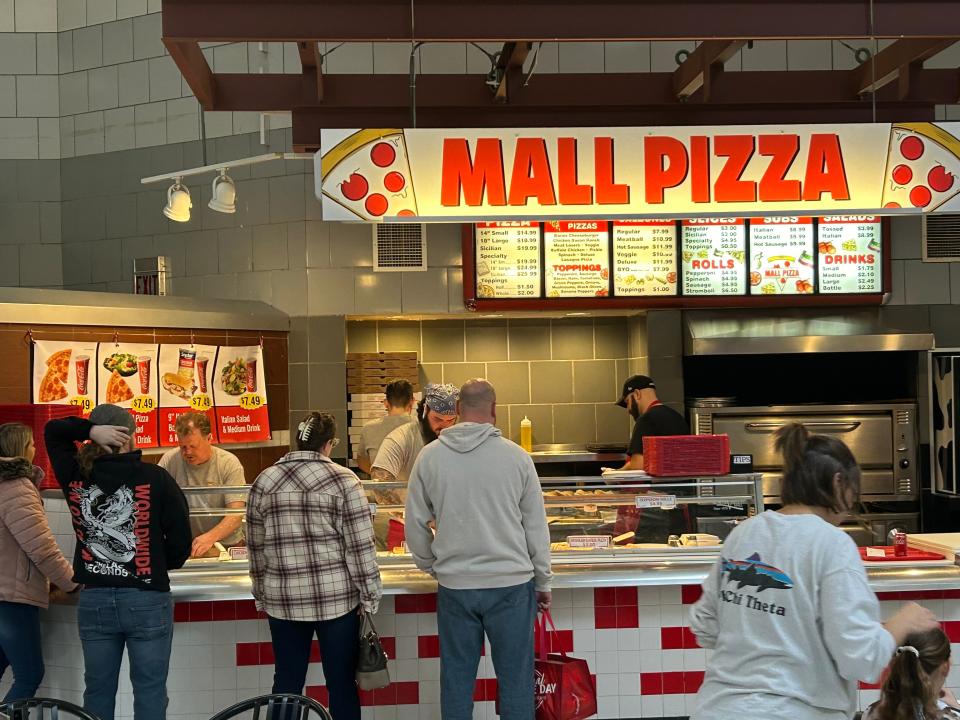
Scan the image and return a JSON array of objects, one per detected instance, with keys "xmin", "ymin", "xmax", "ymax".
[{"xmin": 314, "ymin": 123, "xmax": 960, "ymax": 221}]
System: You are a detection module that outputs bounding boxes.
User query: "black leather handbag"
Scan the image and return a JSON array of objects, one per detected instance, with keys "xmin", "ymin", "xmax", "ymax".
[{"xmin": 356, "ymin": 611, "xmax": 390, "ymax": 691}]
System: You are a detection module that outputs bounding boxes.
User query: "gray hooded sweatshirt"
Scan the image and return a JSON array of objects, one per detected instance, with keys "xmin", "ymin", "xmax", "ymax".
[{"xmin": 404, "ymin": 422, "xmax": 552, "ymax": 591}]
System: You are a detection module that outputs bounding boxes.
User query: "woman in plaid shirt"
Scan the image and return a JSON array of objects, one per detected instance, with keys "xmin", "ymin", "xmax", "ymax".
[{"xmin": 247, "ymin": 412, "xmax": 382, "ymax": 720}]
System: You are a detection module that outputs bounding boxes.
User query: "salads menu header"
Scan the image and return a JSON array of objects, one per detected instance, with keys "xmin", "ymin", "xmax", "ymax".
[{"xmin": 470, "ymin": 216, "xmax": 884, "ymax": 302}]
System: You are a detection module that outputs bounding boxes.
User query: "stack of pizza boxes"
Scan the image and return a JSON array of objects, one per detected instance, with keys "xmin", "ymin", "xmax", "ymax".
[
  {"xmin": 346, "ymin": 352, "xmax": 420, "ymax": 471},
  {"xmin": 0, "ymin": 403, "xmax": 82, "ymax": 490}
]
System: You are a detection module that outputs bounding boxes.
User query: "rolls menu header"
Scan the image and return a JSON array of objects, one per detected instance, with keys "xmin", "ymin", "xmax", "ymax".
[{"xmin": 470, "ymin": 215, "xmax": 884, "ymax": 303}]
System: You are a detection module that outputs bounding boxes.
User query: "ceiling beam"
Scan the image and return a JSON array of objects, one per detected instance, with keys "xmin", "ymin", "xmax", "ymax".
[
  {"xmin": 853, "ymin": 37, "xmax": 958, "ymax": 95},
  {"xmin": 208, "ymin": 68, "xmax": 960, "ymax": 112},
  {"xmin": 673, "ymin": 40, "xmax": 746, "ymax": 100},
  {"xmin": 297, "ymin": 41, "xmax": 324, "ymax": 101},
  {"xmin": 161, "ymin": 0, "xmax": 960, "ymax": 42},
  {"xmin": 494, "ymin": 41, "xmax": 532, "ymax": 102},
  {"xmin": 163, "ymin": 39, "xmax": 216, "ymax": 108}
]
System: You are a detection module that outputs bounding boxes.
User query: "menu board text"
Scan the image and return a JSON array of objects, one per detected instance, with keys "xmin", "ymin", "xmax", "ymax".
[
  {"xmin": 475, "ymin": 221, "xmax": 541, "ymax": 299},
  {"xmin": 749, "ymin": 217, "xmax": 815, "ymax": 295},
  {"xmin": 612, "ymin": 220, "xmax": 678, "ymax": 296},
  {"xmin": 544, "ymin": 220, "xmax": 610, "ymax": 297},
  {"xmin": 681, "ymin": 218, "xmax": 746, "ymax": 295},
  {"xmin": 817, "ymin": 216, "xmax": 883, "ymax": 293}
]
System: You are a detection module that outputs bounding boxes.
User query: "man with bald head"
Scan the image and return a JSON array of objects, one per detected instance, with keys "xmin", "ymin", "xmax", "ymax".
[{"xmin": 405, "ymin": 379, "xmax": 552, "ymax": 720}]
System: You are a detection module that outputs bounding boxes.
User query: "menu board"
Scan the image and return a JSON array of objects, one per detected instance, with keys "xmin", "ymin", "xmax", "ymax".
[
  {"xmin": 96, "ymin": 342, "xmax": 159, "ymax": 448},
  {"xmin": 544, "ymin": 220, "xmax": 610, "ymax": 297},
  {"xmin": 211, "ymin": 345, "xmax": 270, "ymax": 443},
  {"xmin": 33, "ymin": 340, "xmax": 98, "ymax": 414},
  {"xmin": 680, "ymin": 218, "xmax": 747, "ymax": 295},
  {"xmin": 158, "ymin": 344, "xmax": 219, "ymax": 446},
  {"xmin": 612, "ymin": 220, "xmax": 678, "ymax": 296},
  {"xmin": 817, "ymin": 216, "xmax": 883, "ymax": 293},
  {"xmin": 749, "ymin": 217, "xmax": 815, "ymax": 295},
  {"xmin": 475, "ymin": 221, "xmax": 541, "ymax": 299}
]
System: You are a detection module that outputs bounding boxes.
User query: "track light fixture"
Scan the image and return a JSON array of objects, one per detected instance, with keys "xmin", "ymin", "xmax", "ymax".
[
  {"xmin": 162, "ymin": 178, "xmax": 192, "ymax": 223},
  {"xmin": 208, "ymin": 169, "xmax": 237, "ymax": 214}
]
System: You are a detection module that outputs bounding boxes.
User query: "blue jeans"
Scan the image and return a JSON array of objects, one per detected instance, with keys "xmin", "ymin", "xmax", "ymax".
[
  {"xmin": 0, "ymin": 601, "xmax": 44, "ymax": 702},
  {"xmin": 437, "ymin": 579, "xmax": 537, "ymax": 720},
  {"xmin": 77, "ymin": 588, "xmax": 174, "ymax": 720},
  {"xmin": 267, "ymin": 609, "xmax": 361, "ymax": 720}
]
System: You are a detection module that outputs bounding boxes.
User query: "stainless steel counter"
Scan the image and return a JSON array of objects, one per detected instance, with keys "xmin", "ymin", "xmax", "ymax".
[
  {"xmin": 169, "ymin": 553, "xmax": 960, "ymax": 602},
  {"xmin": 529, "ymin": 443, "xmax": 627, "ymax": 465}
]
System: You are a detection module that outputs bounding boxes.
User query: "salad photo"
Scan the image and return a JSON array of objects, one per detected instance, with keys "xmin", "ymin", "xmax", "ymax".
[
  {"xmin": 102, "ymin": 352, "xmax": 138, "ymax": 377},
  {"xmin": 220, "ymin": 358, "xmax": 248, "ymax": 396}
]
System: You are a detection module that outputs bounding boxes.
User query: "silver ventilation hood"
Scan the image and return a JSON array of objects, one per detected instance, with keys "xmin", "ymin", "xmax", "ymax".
[{"xmin": 683, "ymin": 309, "xmax": 935, "ymax": 355}]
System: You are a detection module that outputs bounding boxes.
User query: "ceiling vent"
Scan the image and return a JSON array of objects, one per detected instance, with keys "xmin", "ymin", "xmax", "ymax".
[
  {"xmin": 372, "ymin": 224, "xmax": 427, "ymax": 272},
  {"xmin": 923, "ymin": 214, "xmax": 960, "ymax": 261}
]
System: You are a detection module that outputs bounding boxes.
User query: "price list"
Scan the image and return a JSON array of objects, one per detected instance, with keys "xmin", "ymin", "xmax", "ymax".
[
  {"xmin": 475, "ymin": 221, "xmax": 542, "ymax": 298},
  {"xmin": 612, "ymin": 220, "xmax": 678, "ymax": 296},
  {"xmin": 817, "ymin": 216, "xmax": 883, "ymax": 293},
  {"xmin": 544, "ymin": 221, "xmax": 610, "ymax": 297},
  {"xmin": 680, "ymin": 219, "xmax": 746, "ymax": 295},
  {"xmin": 749, "ymin": 217, "xmax": 815, "ymax": 295}
]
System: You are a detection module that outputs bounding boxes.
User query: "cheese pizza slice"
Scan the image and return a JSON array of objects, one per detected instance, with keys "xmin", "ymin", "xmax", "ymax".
[
  {"xmin": 881, "ymin": 123, "xmax": 960, "ymax": 211},
  {"xmin": 105, "ymin": 370, "xmax": 134, "ymax": 403},
  {"xmin": 45, "ymin": 348, "xmax": 71, "ymax": 383},
  {"xmin": 320, "ymin": 129, "xmax": 419, "ymax": 221},
  {"xmin": 38, "ymin": 372, "xmax": 67, "ymax": 402}
]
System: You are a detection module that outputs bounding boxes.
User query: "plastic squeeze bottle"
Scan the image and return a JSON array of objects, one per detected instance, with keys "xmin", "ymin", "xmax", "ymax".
[{"xmin": 520, "ymin": 415, "xmax": 533, "ymax": 452}]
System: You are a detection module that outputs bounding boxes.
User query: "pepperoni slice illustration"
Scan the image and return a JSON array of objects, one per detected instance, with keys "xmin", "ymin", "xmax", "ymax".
[
  {"xmin": 909, "ymin": 185, "xmax": 932, "ymax": 208},
  {"xmin": 371, "ymin": 142, "xmax": 396, "ymax": 168},
  {"xmin": 384, "ymin": 171, "xmax": 406, "ymax": 193},
  {"xmin": 339, "ymin": 172, "xmax": 368, "ymax": 201},
  {"xmin": 365, "ymin": 193, "xmax": 389, "ymax": 216},
  {"xmin": 900, "ymin": 135, "xmax": 924, "ymax": 161},
  {"xmin": 891, "ymin": 164, "xmax": 912, "ymax": 185}
]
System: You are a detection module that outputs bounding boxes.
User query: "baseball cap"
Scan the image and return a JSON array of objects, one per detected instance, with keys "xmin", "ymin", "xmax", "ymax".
[
  {"xmin": 616, "ymin": 375, "xmax": 656, "ymax": 407},
  {"xmin": 88, "ymin": 403, "xmax": 136, "ymax": 434},
  {"xmin": 423, "ymin": 383, "xmax": 459, "ymax": 416}
]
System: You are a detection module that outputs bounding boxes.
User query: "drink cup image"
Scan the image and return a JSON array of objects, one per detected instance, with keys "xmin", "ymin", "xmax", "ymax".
[
  {"xmin": 75, "ymin": 355, "xmax": 90, "ymax": 395},
  {"xmin": 137, "ymin": 356, "xmax": 151, "ymax": 394},
  {"xmin": 245, "ymin": 357, "xmax": 258, "ymax": 393},
  {"xmin": 197, "ymin": 355, "xmax": 209, "ymax": 393}
]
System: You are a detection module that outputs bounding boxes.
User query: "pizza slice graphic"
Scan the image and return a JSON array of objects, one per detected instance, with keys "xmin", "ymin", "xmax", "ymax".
[
  {"xmin": 320, "ymin": 129, "xmax": 419, "ymax": 221},
  {"xmin": 105, "ymin": 370, "xmax": 134, "ymax": 403},
  {"xmin": 38, "ymin": 372, "xmax": 67, "ymax": 402},
  {"xmin": 881, "ymin": 123, "xmax": 960, "ymax": 211},
  {"xmin": 46, "ymin": 348, "xmax": 71, "ymax": 383}
]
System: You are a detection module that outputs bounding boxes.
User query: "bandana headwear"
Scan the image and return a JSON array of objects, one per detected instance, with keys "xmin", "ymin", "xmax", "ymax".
[
  {"xmin": 896, "ymin": 645, "xmax": 920, "ymax": 657},
  {"xmin": 424, "ymin": 383, "xmax": 459, "ymax": 416}
]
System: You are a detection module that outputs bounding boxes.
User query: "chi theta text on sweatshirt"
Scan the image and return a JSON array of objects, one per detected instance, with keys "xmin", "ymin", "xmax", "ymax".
[
  {"xmin": 404, "ymin": 422, "xmax": 552, "ymax": 591},
  {"xmin": 689, "ymin": 511, "xmax": 896, "ymax": 720}
]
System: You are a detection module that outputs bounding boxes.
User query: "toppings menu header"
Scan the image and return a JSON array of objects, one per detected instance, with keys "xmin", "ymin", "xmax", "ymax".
[{"xmin": 471, "ymin": 216, "xmax": 884, "ymax": 301}]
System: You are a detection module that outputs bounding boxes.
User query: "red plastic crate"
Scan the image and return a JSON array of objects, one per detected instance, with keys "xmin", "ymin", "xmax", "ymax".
[
  {"xmin": 643, "ymin": 434, "xmax": 730, "ymax": 477},
  {"xmin": 0, "ymin": 404, "xmax": 81, "ymax": 490}
]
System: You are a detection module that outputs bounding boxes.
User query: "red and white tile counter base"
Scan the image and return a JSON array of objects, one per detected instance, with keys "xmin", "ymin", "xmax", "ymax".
[{"xmin": 8, "ymin": 588, "xmax": 960, "ymax": 720}]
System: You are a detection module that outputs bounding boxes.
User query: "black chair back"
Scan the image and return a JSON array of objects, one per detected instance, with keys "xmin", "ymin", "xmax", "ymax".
[
  {"xmin": 0, "ymin": 698, "xmax": 101, "ymax": 720},
  {"xmin": 208, "ymin": 694, "xmax": 332, "ymax": 720}
]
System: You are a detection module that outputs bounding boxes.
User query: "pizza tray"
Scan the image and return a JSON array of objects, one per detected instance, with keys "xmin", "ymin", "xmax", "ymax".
[
  {"xmin": 906, "ymin": 533, "xmax": 960, "ymax": 562},
  {"xmin": 859, "ymin": 546, "xmax": 947, "ymax": 563}
]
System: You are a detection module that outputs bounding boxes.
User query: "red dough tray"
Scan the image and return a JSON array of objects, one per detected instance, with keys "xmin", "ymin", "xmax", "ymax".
[{"xmin": 859, "ymin": 546, "xmax": 946, "ymax": 562}]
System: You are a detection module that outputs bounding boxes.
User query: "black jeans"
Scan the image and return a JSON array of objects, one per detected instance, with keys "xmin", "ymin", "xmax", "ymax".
[{"xmin": 267, "ymin": 608, "xmax": 361, "ymax": 720}]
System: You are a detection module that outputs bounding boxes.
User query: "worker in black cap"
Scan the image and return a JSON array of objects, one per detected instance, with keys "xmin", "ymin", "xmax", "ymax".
[{"xmin": 616, "ymin": 374, "xmax": 689, "ymax": 471}]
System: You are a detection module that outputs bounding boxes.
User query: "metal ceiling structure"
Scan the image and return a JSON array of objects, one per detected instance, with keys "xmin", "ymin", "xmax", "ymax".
[{"xmin": 161, "ymin": 0, "xmax": 960, "ymax": 152}]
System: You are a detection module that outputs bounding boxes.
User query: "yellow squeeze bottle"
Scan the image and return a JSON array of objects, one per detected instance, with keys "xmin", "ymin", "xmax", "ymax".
[{"xmin": 520, "ymin": 415, "xmax": 533, "ymax": 452}]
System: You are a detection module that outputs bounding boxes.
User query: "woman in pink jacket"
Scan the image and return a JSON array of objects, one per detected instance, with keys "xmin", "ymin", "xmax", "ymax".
[{"xmin": 0, "ymin": 423, "xmax": 78, "ymax": 702}]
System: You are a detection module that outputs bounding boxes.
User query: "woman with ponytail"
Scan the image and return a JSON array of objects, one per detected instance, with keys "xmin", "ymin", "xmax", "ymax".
[
  {"xmin": 690, "ymin": 422, "xmax": 939, "ymax": 720},
  {"xmin": 864, "ymin": 628, "xmax": 960, "ymax": 720},
  {"xmin": 246, "ymin": 412, "xmax": 382, "ymax": 720}
]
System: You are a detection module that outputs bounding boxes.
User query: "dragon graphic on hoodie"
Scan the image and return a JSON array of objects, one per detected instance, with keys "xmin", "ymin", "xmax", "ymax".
[{"xmin": 76, "ymin": 485, "xmax": 137, "ymax": 564}]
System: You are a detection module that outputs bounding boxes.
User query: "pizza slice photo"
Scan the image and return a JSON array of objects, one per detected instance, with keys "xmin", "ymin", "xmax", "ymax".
[
  {"xmin": 105, "ymin": 370, "xmax": 134, "ymax": 404},
  {"xmin": 46, "ymin": 348, "xmax": 71, "ymax": 383},
  {"xmin": 38, "ymin": 371, "xmax": 67, "ymax": 402},
  {"xmin": 881, "ymin": 123, "xmax": 960, "ymax": 211},
  {"xmin": 320, "ymin": 129, "xmax": 419, "ymax": 221}
]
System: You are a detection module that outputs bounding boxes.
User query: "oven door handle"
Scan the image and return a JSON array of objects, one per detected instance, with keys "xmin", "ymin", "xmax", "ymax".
[{"xmin": 745, "ymin": 421, "xmax": 862, "ymax": 433}]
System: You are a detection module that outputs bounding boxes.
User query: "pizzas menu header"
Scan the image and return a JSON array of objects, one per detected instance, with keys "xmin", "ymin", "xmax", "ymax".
[{"xmin": 317, "ymin": 123, "xmax": 960, "ymax": 221}]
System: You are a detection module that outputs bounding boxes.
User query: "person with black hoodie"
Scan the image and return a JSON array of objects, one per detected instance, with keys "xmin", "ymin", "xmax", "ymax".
[{"xmin": 44, "ymin": 405, "xmax": 192, "ymax": 720}]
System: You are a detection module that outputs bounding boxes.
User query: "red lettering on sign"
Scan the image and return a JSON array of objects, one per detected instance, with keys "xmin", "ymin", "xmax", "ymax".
[
  {"xmin": 509, "ymin": 138, "xmax": 556, "ymax": 206},
  {"xmin": 714, "ymin": 135, "xmax": 756, "ymax": 203},
  {"xmin": 440, "ymin": 138, "xmax": 506, "ymax": 207},
  {"xmin": 803, "ymin": 134, "xmax": 850, "ymax": 201},
  {"xmin": 644, "ymin": 136, "xmax": 688, "ymax": 204},
  {"xmin": 594, "ymin": 137, "xmax": 629, "ymax": 204},
  {"xmin": 557, "ymin": 138, "xmax": 592, "ymax": 205},
  {"xmin": 690, "ymin": 136, "xmax": 711, "ymax": 204},
  {"xmin": 758, "ymin": 134, "xmax": 802, "ymax": 202}
]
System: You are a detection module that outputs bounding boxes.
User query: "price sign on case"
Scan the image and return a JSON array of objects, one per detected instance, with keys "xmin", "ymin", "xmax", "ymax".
[{"xmin": 635, "ymin": 494, "xmax": 677, "ymax": 509}]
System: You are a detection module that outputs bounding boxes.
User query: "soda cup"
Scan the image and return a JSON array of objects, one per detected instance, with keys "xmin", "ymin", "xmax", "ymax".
[
  {"xmin": 245, "ymin": 357, "xmax": 258, "ymax": 392},
  {"xmin": 893, "ymin": 529, "xmax": 907, "ymax": 557},
  {"xmin": 137, "ymin": 356, "xmax": 151, "ymax": 394},
  {"xmin": 196, "ymin": 355, "xmax": 209, "ymax": 393},
  {"xmin": 75, "ymin": 355, "xmax": 90, "ymax": 395},
  {"xmin": 178, "ymin": 348, "xmax": 197, "ymax": 380}
]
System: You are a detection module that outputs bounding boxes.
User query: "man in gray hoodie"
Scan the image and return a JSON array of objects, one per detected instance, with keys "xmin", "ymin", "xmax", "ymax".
[{"xmin": 405, "ymin": 379, "xmax": 552, "ymax": 720}]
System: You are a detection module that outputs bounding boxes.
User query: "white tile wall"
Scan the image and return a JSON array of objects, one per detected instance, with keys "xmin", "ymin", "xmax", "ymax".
[
  {"xmin": 16, "ymin": 0, "xmax": 57, "ymax": 31},
  {"xmin": 59, "ymin": 70, "xmax": 88, "ymax": 114},
  {"xmin": 38, "ymin": 115, "xmax": 60, "ymax": 157},
  {"xmin": 74, "ymin": 108, "xmax": 104, "ymax": 154},
  {"xmin": 0, "ymin": 117, "xmax": 38, "ymax": 158},
  {"xmin": 72, "ymin": 24, "xmax": 102, "ymax": 70},
  {"xmin": 57, "ymin": 0, "xmax": 86, "ymax": 31},
  {"xmin": 102, "ymin": 18, "xmax": 133, "ymax": 65},
  {"xmin": 0, "ymin": 0, "xmax": 13, "ymax": 31},
  {"xmin": 86, "ymin": 0, "xmax": 117, "ymax": 25},
  {"xmin": 17, "ymin": 74, "xmax": 59, "ymax": 116},
  {"xmin": 0, "ymin": 32, "xmax": 38, "ymax": 73},
  {"xmin": 117, "ymin": 59, "xmax": 148, "ymax": 105},
  {"xmin": 37, "ymin": 32, "xmax": 59, "ymax": 73},
  {"xmin": 88, "ymin": 64, "xmax": 119, "ymax": 110},
  {"xmin": 0, "ymin": 76, "xmax": 16, "ymax": 116},
  {"xmin": 116, "ymin": 0, "xmax": 146, "ymax": 20}
]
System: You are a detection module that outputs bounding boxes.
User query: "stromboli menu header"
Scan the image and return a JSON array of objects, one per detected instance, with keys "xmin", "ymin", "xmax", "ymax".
[{"xmin": 471, "ymin": 216, "xmax": 884, "ymax": 300}]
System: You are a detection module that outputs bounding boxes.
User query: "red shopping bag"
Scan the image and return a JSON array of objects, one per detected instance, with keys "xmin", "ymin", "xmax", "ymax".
[{"xmin": 532, "ymin": 611, "xmax": 597, "ymax": 720}]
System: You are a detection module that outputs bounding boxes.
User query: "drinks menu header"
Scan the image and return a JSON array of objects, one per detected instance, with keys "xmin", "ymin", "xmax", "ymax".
[{"xmin": 472, "ymin": 216, "xmax": 884, "ymax": 300}]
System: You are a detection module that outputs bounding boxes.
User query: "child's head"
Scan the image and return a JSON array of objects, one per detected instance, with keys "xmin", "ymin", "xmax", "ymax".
[
  {"xmin": 876, "ymin": 627, "xmax": 951, "ymax": 720},
  {"xmin": 774, "ymin": 422, "xmax": 861, "ymax": 516}
]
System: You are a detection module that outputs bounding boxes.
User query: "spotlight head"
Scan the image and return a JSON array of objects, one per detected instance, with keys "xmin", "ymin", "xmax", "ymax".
[
  {"xmin": 208, "ymin": 169, "xmax": 236, "ymax": 214},
  {"xmin": 163, "ymin": 179, "xmax": 192, "ymax": 223}
]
